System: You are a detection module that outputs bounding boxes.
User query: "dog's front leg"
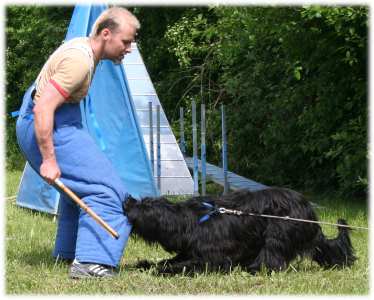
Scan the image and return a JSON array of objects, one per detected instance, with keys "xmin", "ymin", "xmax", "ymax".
[
  {"xmin": 136, "ymin": 253, "xmax": 187, "ymax": 271},
  {"xmin": 156, "ymin": 258, "xmax": 207, "ymax": 275},
  {"xmin": 156, "ymin": 253, "xmax": 189, "ymax": 268}
]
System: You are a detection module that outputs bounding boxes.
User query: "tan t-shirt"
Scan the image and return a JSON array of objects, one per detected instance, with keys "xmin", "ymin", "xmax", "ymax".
[{"xmin": 34, "ymin": 37, "xmax": 96, "ymax": 104}]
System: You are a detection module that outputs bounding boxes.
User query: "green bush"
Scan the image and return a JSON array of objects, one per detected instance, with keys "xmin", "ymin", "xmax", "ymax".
[
  {"xmin": 142, "ymin": 6, "xmax": 368, "ymax": 197},
  {"xmin": 6, "ymin": 6, "xmax": 72, "ymax": 170}
]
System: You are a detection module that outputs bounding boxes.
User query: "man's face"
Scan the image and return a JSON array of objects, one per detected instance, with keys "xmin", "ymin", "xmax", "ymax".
[{"xmin": 103, "ymin": 22, "xmax": 137, "ymax": 65}]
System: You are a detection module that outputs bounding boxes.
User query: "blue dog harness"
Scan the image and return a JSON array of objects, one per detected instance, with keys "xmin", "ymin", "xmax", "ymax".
[{"xmin": 198, "ymin": 202, "xmax": 220, "ymax": 223}]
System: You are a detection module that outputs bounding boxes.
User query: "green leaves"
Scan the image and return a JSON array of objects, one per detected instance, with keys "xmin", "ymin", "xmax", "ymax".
[
  {"xmin": 149, "ymin": 6, "xmax": 368, "ymax": 197},
  {"xmin": 6, "ymin": 6, "xmax": 72, "ymax": 170},
  {"xmin": 293, "ymin": 65, "xmax": 303, "ymax": 81}
]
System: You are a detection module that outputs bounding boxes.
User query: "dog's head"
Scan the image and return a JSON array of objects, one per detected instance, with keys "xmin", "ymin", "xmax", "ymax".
[
  {"xmin": 123, "ymin": 195, "xmax": 176, "ymax": 243},
  {"xmin": 123, "ymin": 195, "xmax": 162, "ymax": 224},
  {"xmin": 123, "ymin": 195, "xmax": 142, "ymax": 223}
]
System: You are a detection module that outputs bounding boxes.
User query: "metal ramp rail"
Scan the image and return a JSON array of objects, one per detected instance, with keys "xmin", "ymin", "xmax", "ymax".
[{"xmin": 184, "ymin": 157, "xmax": 268, "ymax": 192}]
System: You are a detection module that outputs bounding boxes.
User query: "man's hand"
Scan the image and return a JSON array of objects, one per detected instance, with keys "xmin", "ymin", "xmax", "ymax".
[{"xmin": 40, "ymin": 158, "xmax": 61, "ymax": 185}]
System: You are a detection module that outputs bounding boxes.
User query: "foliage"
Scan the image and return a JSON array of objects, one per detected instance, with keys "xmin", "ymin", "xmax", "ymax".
[
  {"xmin": 5, "ymin": 6, "xmax": 72, "ymax": 170},
  {"xmin": 139, "ymin": 6, "xmax": 368, "ymax": 197}
]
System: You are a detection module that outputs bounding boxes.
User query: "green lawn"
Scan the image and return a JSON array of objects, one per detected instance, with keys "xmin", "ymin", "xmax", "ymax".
[{"xmin": 5, "ymin": 169, "xmax": 369, "ymax": 295}]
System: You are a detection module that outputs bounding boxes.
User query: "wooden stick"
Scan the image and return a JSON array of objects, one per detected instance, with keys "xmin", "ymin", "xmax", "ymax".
[{"xmin": 54, "ymin": 178, "xmax": 119, "ymax": 239}]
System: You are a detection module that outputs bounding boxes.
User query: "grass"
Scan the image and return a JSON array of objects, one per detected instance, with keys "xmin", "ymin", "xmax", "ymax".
[{"xmin": 5, "ymin": 169, "xmax": 369, "ymax": 295}]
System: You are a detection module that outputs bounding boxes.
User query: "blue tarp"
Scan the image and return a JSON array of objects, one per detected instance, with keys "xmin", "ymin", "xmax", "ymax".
[{"xmin": 16, "ymin": 4, "xmax": 158, "ymax": 214}]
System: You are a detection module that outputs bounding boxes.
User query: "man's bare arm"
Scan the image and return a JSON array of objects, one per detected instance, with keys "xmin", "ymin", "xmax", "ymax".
[{"xmin": 33, "ymin": 82, "xmax": 66, "ymax": 184}]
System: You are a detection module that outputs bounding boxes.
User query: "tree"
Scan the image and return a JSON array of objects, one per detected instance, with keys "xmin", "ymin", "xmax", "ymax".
[
  {"xmin": 6, "ymin": 6, "xmax": 72, "ymax": 169},
  {"xmin": 141, "ymin": 6, "xmax": 368, "ymax": 196}
]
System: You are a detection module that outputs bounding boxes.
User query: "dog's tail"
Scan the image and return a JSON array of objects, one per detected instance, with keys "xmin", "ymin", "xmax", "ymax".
[{"xmin": 311, "ymin": 219, "xmax": 356, "ymax": 269}]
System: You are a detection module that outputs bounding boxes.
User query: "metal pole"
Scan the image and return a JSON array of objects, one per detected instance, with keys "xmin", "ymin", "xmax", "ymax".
[
  {"xmin": 179, "ymin": 107, "xmax": 186, "ymax": 155},
  {"xmin": 192, "ymin": 101, "xmax": 199, "ymax": 196},
  {"xmin": 201, "ymin": 104, "xmax": 206, "ymax": 196},
  {"xmin": 156, "ymin": 105, "xmax": 161, "ymax": 192},
  {"xmin": 149, "ymin": 101, "xmax": 154, "ymax": 175},
  {"xmin": 221, "ymin": 104, "xmax": 229, "ymax": 194}
]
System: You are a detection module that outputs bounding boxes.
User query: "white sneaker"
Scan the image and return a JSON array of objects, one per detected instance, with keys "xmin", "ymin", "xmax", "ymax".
[{"xmin": 69, "ymin": 259, "xmax": 116, "ymax": 279}]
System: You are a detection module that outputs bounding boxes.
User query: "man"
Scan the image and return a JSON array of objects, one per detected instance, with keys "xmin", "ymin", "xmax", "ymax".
[{"xmin": 16, "ymin": 7, "xmax": 140, "ymax": 279}]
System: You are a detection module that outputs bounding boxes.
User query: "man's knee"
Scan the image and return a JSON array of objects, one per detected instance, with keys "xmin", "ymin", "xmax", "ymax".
[{"xmin": 84, "ymin": 185, "xmax": 126, "ymax": 211}]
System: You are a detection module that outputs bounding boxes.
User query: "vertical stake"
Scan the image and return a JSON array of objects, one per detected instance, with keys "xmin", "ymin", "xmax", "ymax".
[
  {"xmin": 221, "ymin": 104, "xmax": 229, "ymax": 194},
  {"xmin": 179, "ymin": 107, "xmax": 186, "ymax": 155},
  {"xmin": 192, "ymin": 101, "xmax": 199, "ymax": 196},
  {"xmin": 149, "ymin": 101, "xmax": 154, "ymax": 175},
  {"xmin": 156, "ymin": 105, "xmax": 161, "ymax": 192},
  {"xmin": 201, "ymin": 104, "xmax": 206, "ymax": 196}
]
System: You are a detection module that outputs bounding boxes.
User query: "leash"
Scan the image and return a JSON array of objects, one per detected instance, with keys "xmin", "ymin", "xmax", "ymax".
[{"xmin": 199, "ymin": 202, "xmax": 368, "ymax": 231}]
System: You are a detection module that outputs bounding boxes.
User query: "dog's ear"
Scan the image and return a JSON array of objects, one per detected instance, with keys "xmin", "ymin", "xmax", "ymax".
[{"xmin": 123, "ymin": 194, "xmax": 138, "ymax": 210}]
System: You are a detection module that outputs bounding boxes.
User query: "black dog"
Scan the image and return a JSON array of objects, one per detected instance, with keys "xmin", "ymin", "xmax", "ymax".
[{"xmin": 124, "ymin": 187, "xmax": 356, "ymax": 275}]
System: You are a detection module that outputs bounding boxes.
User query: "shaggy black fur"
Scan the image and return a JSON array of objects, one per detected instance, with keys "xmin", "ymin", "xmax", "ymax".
[{"xmin": 123, "ymin": 187, "xmax": 356, "ymax": 275}]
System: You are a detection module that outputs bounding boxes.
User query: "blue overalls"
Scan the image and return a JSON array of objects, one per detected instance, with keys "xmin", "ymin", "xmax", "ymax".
[{"xmin": 16, "ymin": 84, "xmax": 131, "ymax": 268}]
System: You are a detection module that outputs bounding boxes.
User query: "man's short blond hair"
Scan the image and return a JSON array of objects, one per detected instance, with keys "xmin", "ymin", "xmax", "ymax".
[{"xmin": 90, "ymin": 7, "xmax": 140, "ymax": 37}]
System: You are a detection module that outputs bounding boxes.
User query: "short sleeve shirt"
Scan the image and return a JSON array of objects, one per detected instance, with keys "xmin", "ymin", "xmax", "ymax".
[{"xmin": 34, "ymin": 37, "xmax": 96, "ymax": 103}]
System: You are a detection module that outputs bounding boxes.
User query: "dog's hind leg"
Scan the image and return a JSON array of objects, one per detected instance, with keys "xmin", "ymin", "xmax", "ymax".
[
  {"xmin": 244, "ymin": 230, "xmax": 294, "ymax": 274},
  {"xmin": 244, "ymin": 247, "xmax": 288, "ymax": 274}
]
